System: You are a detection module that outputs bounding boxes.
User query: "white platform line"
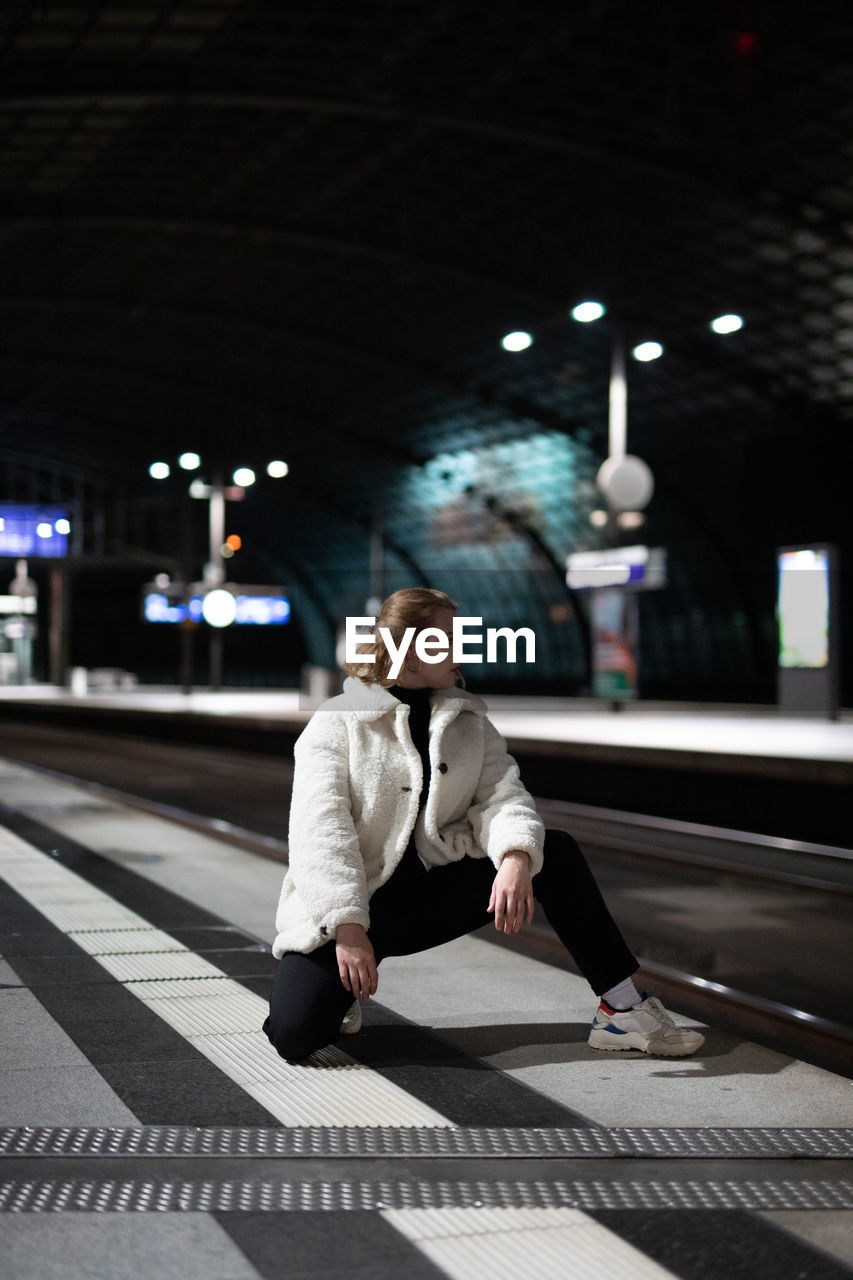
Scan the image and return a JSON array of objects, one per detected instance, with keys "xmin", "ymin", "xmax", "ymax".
[
  {"xmin": 69, "ymin": 929, "xmax": 187, "ymax": 955},
  {"xmin": 0, "ymin": 824, "xmax": 451, "ymax": 1128},
  {"xmin": 96, "ymin": 952, "xmax": 224, "ymax": 983},
  {"xmin": 383, "ymin": 1207, "xmax": 679, "ymax": 1279},
  {"xmin": 142, "ymin": 990, "xmax": 262, "ymax": 1035}
]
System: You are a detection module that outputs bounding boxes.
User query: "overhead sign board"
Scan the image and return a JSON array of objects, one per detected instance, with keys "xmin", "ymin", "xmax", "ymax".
[
  {"xmin": 231, "ymin": 594, "xmax": 290, "ymax": 625},
  {"xmin": 142, "ymin": 583, "xmax": 290, "ymax": 626},
  {"xmin": 0, "ymin": 506, "xmax": 70, "ymax": 558},
  {"xmin": 567, "ymin": 545, "xmax": 666, "ymax": 592}
]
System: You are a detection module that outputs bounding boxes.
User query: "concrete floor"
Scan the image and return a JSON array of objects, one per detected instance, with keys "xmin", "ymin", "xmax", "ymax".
[
  {"xmin": 0, "ymin": 720, "xmax": 849, "ymax": 1027},
  {"xmin": 1, "ymin": 753, "xmax": 852, "ymax": 1279}
]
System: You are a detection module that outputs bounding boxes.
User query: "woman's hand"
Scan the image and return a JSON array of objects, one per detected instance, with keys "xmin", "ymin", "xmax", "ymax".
[
  {"xmin": 335, "ymin": 923, "xmax": 379, "ymax": 999},
  {"xmin": 488, "ymin": 851, "xmax": 534, "ymax": 934}
]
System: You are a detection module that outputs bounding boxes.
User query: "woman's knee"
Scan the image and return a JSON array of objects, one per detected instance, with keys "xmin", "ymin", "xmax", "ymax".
[
  {"xmin": 264, "ymin": 946, "xmax": 345, "ymax": 1062},
  {"xmin": 263, "ymin": 1010, "xmax": 334, "ymax": 1063}
]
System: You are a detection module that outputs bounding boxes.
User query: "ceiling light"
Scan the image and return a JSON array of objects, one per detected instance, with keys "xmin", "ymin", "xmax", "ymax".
[
  {"xmin": 710, "ymin": 314, "xmax": 743, "ymax": 334},
  {"xmin": 149, "ymin": 462, "xmax": 170, "ymax": 479},
  {"xmin": 571, "ymin": 301, "xmax": 606, "ymax": 323},
  {"xmin": 178, "ymin": 452, "xmax": 201, "ymax": 470},
  {"xmin": 233, "ymin": 467, "xmax": 256, "ymax": 487},
  {"xmin": 501, "ymin": 331, "xmax": 533, "ymax": 352},
  {"xmin": 267, "ymin": 460, "xmax": 289, "ymax": 478},
  {"xmin": 632, "ymin": 341, "xmax": 663, "ymax": 362}
]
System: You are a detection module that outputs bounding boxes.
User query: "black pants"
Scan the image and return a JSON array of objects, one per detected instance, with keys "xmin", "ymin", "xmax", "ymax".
[{"xmin": 263, "ymin": 828, "xmax": 638, "ymax": 1062}]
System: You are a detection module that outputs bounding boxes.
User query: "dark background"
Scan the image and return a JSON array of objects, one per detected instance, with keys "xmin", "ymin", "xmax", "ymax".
[{"xmin": 1, "ymin": 1, "xmax": 850, "ymax": 698}]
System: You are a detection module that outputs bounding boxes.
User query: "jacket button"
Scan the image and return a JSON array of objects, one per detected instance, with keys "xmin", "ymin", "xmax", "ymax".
[
  {"xmin": 320, "ymin": 925, "xmax": 328, "ymax": 936},
  {"xmin": 401, "ymin": 786, "xmax": 411, "ymax": 792},
  {"xmin": 439, "ymin": 834, "xmax": 446, "ymax": 842},
  {"xmin": 438, "ymin": 762, "xmax": 448, "ymax": 773}
]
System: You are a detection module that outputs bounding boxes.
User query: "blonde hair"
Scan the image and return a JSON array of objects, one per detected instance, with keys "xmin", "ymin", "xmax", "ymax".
[{"xmin": 343, "ymin": 587, "xmax": 459, "ymax": 686}]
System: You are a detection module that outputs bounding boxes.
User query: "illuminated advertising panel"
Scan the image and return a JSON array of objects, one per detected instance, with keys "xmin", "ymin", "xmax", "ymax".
[
  {"xmin": 777, "ymin": 548, "xmax": 829, "ymax": 669},
  {"xmin": 776, "ymin": 543, "xmax": 839, "ymax": 719},
  {"xmin": 0, "ymin": 506, "xmax": 69, "ymax": 558},
  {"xmin": 592, "ymin": 589, "xmax": 638, "ymax": 699}
]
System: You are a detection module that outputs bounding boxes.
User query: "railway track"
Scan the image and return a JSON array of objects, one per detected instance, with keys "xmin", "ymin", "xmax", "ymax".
[{"xmin": 1, "ymin": 724, "xmax": 850, "ymax": 1076}]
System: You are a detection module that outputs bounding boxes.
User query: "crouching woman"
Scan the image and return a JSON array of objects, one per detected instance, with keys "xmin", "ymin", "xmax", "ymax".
[{"xmin": 264, "ymin": 587, "xmax": 703, "ymax": 1062}]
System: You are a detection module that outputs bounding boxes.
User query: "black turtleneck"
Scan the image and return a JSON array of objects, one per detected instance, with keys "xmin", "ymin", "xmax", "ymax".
[{"xmin": 389, "ymin": 684, "xmax": 433, "ymax": 814}]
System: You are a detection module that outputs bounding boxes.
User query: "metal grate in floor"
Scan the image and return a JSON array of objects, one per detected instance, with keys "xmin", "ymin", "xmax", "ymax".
[
  {"xmin": 2, "ymin": 1126, "xmax": 850, "ymax": 1160},
  {"xmin": 1, "ymin": 1176, "xmax": 849, "ymax": 1214}
]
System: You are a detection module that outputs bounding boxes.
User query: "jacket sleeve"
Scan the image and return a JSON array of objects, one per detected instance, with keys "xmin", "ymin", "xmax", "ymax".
[
  {"xmin": 466, "ymin": 717, "xmax": 545, "ymax": 874},
  {"xmin": 287, "ymin": 712, "xmax": 371, "ymax": 938}
]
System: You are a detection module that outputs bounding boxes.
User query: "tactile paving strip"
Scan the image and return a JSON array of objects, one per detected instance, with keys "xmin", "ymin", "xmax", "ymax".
[
  {"xmin": 142, "ymin": 989, "xmax": 264, "ymax": 1036},
  {"xmin": 1, "ymin": 1126, "xmax": 850, "ymax": 1159},
  {"xmin": 95, "ymin": 952, "xmax": 224, "ymax": 982},
  {"xmin": 382, "ymin": 1207, "xmax": 679, "ymax": 1279},
  {"xmin": 69, "ymin": 929, "xmax": 187, "ymax": 955},
  {"xmin": 0, "ymin": 828, "xmax": 450, "ymax": 1127},
  {"xmin": 0, "ymin": 1176, "xmax": 850, "ymax": 1213}
]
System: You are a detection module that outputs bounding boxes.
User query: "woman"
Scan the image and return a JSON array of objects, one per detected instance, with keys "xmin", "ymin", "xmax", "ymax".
[{"xmin": 264, "ymin": 588, "xmax": 704, "ymax": 1062}]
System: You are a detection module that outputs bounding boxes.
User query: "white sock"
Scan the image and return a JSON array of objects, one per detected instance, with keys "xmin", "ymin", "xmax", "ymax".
[{"xmin": 600, "ymin": 977, "xmax": 642, "ymax": 1011}]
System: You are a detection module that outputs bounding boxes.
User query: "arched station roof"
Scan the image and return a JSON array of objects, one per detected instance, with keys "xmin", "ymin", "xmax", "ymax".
[{"xmin": 0, "ymin": 2, "xmax": 850, "ymax": 694}]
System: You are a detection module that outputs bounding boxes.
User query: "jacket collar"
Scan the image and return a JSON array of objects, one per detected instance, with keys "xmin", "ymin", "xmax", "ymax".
[{"xmin": 331, "ymin": 675, "xmax": 486, "ymax": 722}]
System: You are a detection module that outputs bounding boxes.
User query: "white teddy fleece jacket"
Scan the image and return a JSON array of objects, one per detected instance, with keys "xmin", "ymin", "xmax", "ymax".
[{"xmin": 272, "ymin": 676, "xmax": 545, "ymax": 957}]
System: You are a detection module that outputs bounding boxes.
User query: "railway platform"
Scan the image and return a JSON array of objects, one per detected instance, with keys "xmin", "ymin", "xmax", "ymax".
[
  {"xmin": 1, "ymin": 685, "xmax": 850, "ymax": 848},
  {"xmin": 1, "ymin": 685, "xmax": 852, "ymax": 779},
  {"xmin": 1, "ymin": 752, "xmax": 851, "ymax": 1279}
]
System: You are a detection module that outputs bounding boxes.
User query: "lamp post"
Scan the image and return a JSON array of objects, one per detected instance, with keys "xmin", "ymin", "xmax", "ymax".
[
  {"xmin": 148, "ymin": 455, "xmax": 289, "ymax": 691},
  {"xmin": 567, "ymin": 304, "xmax": 659, "ymax": 532},
  {"xmin": 501, "ymin": 302, "xmax": 661, "ymax": 703},
  {"xmin": 501, "ymin": 302, "xmax": 662, "ymax": 533},
  {"xmin": 501, "ymin": 305, "xmax": 745, "ymax": 703}
]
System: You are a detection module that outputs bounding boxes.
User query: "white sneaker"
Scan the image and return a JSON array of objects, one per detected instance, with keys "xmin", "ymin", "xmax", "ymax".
[
  {"xmin": 340, "ymin": 1000, "xmax": 362, "ymax": 1035},
  {"xmin": 588, "ymin": 994, "xmax": 705, "ymax": 1057}
]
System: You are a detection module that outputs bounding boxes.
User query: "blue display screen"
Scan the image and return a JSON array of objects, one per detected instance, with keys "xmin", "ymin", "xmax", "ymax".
[
  {"xmin": 143, "ymin": 592, "xmax": 290, "ymax": 625},
  {"xmin": 234, "ymin": 595, "xmax": 290, "ymax": 625},
  {"xmin": 0, "ymin": 506, "xmax": 69, "ymax": 558},
  {"xmin": 144, "ymin": 594, "xmax": 187, "ymax": 624}
]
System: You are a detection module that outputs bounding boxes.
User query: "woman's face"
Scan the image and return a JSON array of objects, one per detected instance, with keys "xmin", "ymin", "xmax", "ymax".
[{"xmin": 399, "ymin": 607, "xmax": 460, "ymax": 689}]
